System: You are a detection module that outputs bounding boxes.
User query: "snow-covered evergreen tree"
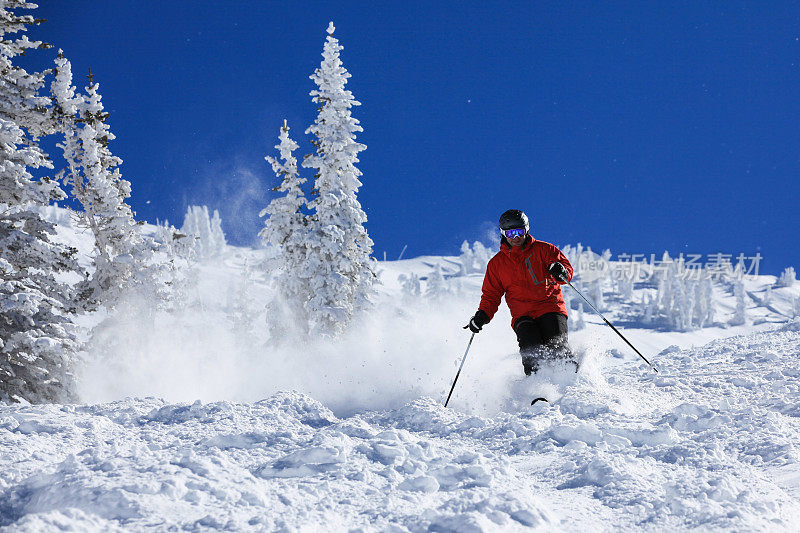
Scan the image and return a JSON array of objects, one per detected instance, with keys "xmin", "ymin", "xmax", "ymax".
[
  {"xmin": 680, "ymin": 279, "xmax": 695, "ymax": 331},
  {"xmin": 260, "ymin": 120, "xmax": 307, "ymax": 260},
  {"xmin": 776, "ymin": 267, "xmax": 796, "ymax": 288},
  {"xmin": 762, "ymin": 285, "xmax": 773, "ymax": 307},
  {"xmin": 689, "ymin": 280, "xmax": 704, "ymax": 328},
  {"xmin": 654, "ymin": 251, "xmax": 673, "ymax": 286},
  {"xmin": 181, "ymin": 205, "xmax": 226, "ymax": 259},
  {"xmin": 302, "ymin": 22, "xmax": 376, "ymax": 335},
  {"xmin": 673, "ymin": 260, "xmax": 693, "ymax": 331},
  {"xmin": 701, "ymin": 274, "xmax": 715, "ymax": 326},
  {"xmin": 730, "ymin": 279, "xmax": 747, "ymax": 326},
  {"xmin": 690, "ymin": 272, "xmax": 715, "ymax": 328},
  {"xmin": 459, "ymin": 240, "xmax": 475, "ymax": 275},
  {"xmin": 210, "ymin": 209, "xmax": 225, "ymax": 252},
  {"xmin": 155, "ymin": 219, "xmax": 196, "ymax": 261},
  {"xmin": 615, "ymin": 266, "xmax": 634, "ymax": 301},
  {"xmin": 472, "ymin": 241, "xmax": 492, "ymax": 271},
  {"xmin": 641, "ymin": 259, "xmax": 716, "ymax": 331},
  {"xmin": 398, "ymin": 272, "xmax": 421, "ymax": 303},
  {"xmin": 52, "ymin": 56, "xmax": 165, "ymax": 310},
  {"xmin": 425, "ymin": 264, "xmax": 449, "ymax": 301},
  {"xmin": 643, "ymin": 294, "xmax": 656, "ymax": 325},
  {"xmin": 0, "ymin": 1, "xmax": 81, "ymax": 403},
  {"xmin": 259, "ymin": 120, "xmax": 311, "ymax": 339},
  {"xmin": 229, "ymin": 260, "xmax": 257, "ymax": 342},
  {"xmin": 591, "ymin": 279, "xmax": 606, "ymax": 312},
  {"xmin": 574, "ymin": 302, "xmax": 586, "ymax": 330},
  {"xmin": 151, "ymin": 219, "xmax": 198, "ymax": 316}
]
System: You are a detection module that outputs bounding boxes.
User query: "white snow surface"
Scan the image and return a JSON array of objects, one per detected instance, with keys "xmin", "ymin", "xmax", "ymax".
[{"xmin": 2, "ymin": 210, "xmax": 800, "ymax": 531}]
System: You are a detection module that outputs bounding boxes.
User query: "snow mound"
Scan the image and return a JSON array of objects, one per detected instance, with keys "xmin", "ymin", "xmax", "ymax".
[
  {"xmin": 779, "ymin": 317, "xmax": 800, "ymax": 332},
  {"xmin": 0, "ymin": 392, "xmax": 553, "ymax": 531},
  {"xmin": 5, "ymin": 328, "xmax": 800, "ymax": 529}
]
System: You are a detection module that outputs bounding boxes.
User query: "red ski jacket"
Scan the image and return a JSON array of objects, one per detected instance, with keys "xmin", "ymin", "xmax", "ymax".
[{"xmin": 479, "ymin": 236, "xmax": 573, "ymax": 329}]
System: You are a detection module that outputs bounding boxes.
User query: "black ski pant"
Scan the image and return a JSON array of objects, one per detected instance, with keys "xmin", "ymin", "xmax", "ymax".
[{"xmin": 514, "ymin": 312, "xmax": 572, "ymax": 375}]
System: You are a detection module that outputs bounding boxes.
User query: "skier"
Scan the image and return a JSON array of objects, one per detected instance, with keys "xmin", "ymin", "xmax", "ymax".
[{"xmin": 465, "ymin": 209, "xmax": 577, "ymax": 375}]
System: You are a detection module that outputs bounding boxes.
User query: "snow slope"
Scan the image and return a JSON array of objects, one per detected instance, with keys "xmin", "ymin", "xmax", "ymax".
[
  {"xmin": 2, "ymin": 210, "xmax": 800, "ymax": 531},
  {"xmin": 2, "ymin": 327, "xmax": 800, "ymax": 531}
]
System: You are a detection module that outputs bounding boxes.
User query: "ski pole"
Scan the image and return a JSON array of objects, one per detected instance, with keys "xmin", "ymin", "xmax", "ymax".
[
  {"xmin": 562, "ymin": 277, "xmax": 658, "ymax": 373},
  {"xmin": 444, "ymin": 332, "xmax": 475, "ymax": 407}
]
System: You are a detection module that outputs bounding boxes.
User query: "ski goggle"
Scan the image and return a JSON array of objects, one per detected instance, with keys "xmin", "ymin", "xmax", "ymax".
[{"xmin": 501, "ymin": 228, "xmax": 526, "ymax": 239}]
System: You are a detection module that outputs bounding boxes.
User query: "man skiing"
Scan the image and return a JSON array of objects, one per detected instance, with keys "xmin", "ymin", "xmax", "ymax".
[{"xmin": 465, "ymin": 209, "xmax": 576, "ymax": 375}]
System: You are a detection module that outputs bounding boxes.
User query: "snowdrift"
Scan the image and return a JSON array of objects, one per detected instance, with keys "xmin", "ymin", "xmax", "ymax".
[{"xmin": 3, "ymin": 328, "xmax": 800, "ymax": 531}]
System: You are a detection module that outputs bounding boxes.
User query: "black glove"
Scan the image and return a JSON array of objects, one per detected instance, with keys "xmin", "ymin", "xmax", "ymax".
[
  {"xmin": 548, "ymin": 262, "xmax": 569, "ymax": 282},
  {"xmin": 464, "ymin": 310, "xmax": 490, "ymax": 333}
]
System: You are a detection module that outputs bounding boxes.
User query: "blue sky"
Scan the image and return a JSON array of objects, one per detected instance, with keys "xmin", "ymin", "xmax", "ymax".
[{"xmin": 27, "ymin": 1, "xmax": 800, "ymax": 274}]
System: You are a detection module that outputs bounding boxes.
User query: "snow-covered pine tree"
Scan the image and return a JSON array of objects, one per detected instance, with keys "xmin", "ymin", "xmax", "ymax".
[
  {"xmin": 472, "ymin": 241, "xmax": 492, "ymax": 271},
  {"xmin": 459, "ymin": 240, "xmax": 475, "ymax": 275},
  {"xmin": 615, "ymin": 265, "xmax": 634, "ymax": 301},
  {"xmin": 681, "ymin": 279, "xmax": 696, "ymax": 331},
  {"xmin": 398, "ymin": 272, "xmax": 421, "ymax": 303},
  {"xmin": 642, "ymin": 257, "xmax": 718, "ymax": 331},
  {"xmin": 181, "ymin": 205, "xmax": 226, "ymax": 259},
  {"xmin": 0, "ymin": 1, "xmax": 81, "ymax": 403},
  {"xmin": 563, "ymin": 243, "xmax": 582, "ymax": 271},
  {"xmin": 561, "ymin": 244, "xmax": 573, "ymax": 265},
  {"xmin": 642, "ymin": 294, "xmax": 656, "ymax": 325},
  {"xmin": 260, "ymin": 120, "xmax": 306, "ymax": 258},
  {"xmin": 730, "ymin": 278, "xmax": 746, "ymax": 326},
  {"xmin": 762, "ymin": 285, "xmax": 773, "ymax": 307},
  {"xmin": 155, "ymin": 219, "xmax": 195, "ymax": 261},
  {"xmin": 229, "ymin": 260, "xmax": 257, "ymax": 343},
  {"xmin": 210, "ymin": 209, "xmax": 226, "ymax": 252},
  {"xmin": 689, "ymin": 273, "xmax": 711, "ymax": 328},
  {"xmin": 654, "ymin": 251, "xmax": 672, "ymax": 287},
  {"xmin": 776, "ymin": 267, "xmax": 796, "ymax": 288},
  {"xmin": 574, "ymin": 302, "xmax": 586, "ymax": 330},
  {"xmin": 591, "ymin": 279, "xmax": 606, "ymax": 312},
  {"xmin": 701, "ymin": 272, "xmax": 715, "ymax": 326},
  {"xmin": 151, "ymin": 219, "xmax": 199, "ymax": 315},
  {"xmin": 259, "ymin": 120, "xmax": 311, "ymax": 339},
  {"xmin": 181, "ymin": 206, "xmax": 209, "ymax": 257},
  {"xmin": 52, "ymin": 56, "xmax": 165, "ymax": 310},
  {"xmin": 302, "ymin": 22, "xmax": 376, "ymax": 335},
  {"xmin": 425, "ymin": 264, "xmax": 449, "ymax": 301}
]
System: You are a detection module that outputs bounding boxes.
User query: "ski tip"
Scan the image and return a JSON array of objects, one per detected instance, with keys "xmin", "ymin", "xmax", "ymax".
[{"xmin": 531, "ymin": 397, "xmax": 549, "ymax": 406}]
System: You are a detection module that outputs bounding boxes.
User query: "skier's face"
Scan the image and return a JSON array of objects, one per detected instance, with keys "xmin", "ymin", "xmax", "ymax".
[
  {"xmin": 507, "ymin": 232, "xmax": 526, "ymax": 247},
  {"xmin": 501, "ymin": 227, "xmax": 527, "ymax": 247}
]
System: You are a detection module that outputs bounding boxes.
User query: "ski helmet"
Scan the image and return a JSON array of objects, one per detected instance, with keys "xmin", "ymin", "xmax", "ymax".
[{"xmin": 499, "ymin": 209, "xmax": 529, "ymax": 233}]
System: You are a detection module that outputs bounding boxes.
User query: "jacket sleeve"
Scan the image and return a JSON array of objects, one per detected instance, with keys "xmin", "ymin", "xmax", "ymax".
[
  {"xmin": 478, "ymin": 258, "xmax": 505, "ymax": 320},
  {"xmin": 549, "ymin": 245, "xmax": 574, "ymax": 284}
]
